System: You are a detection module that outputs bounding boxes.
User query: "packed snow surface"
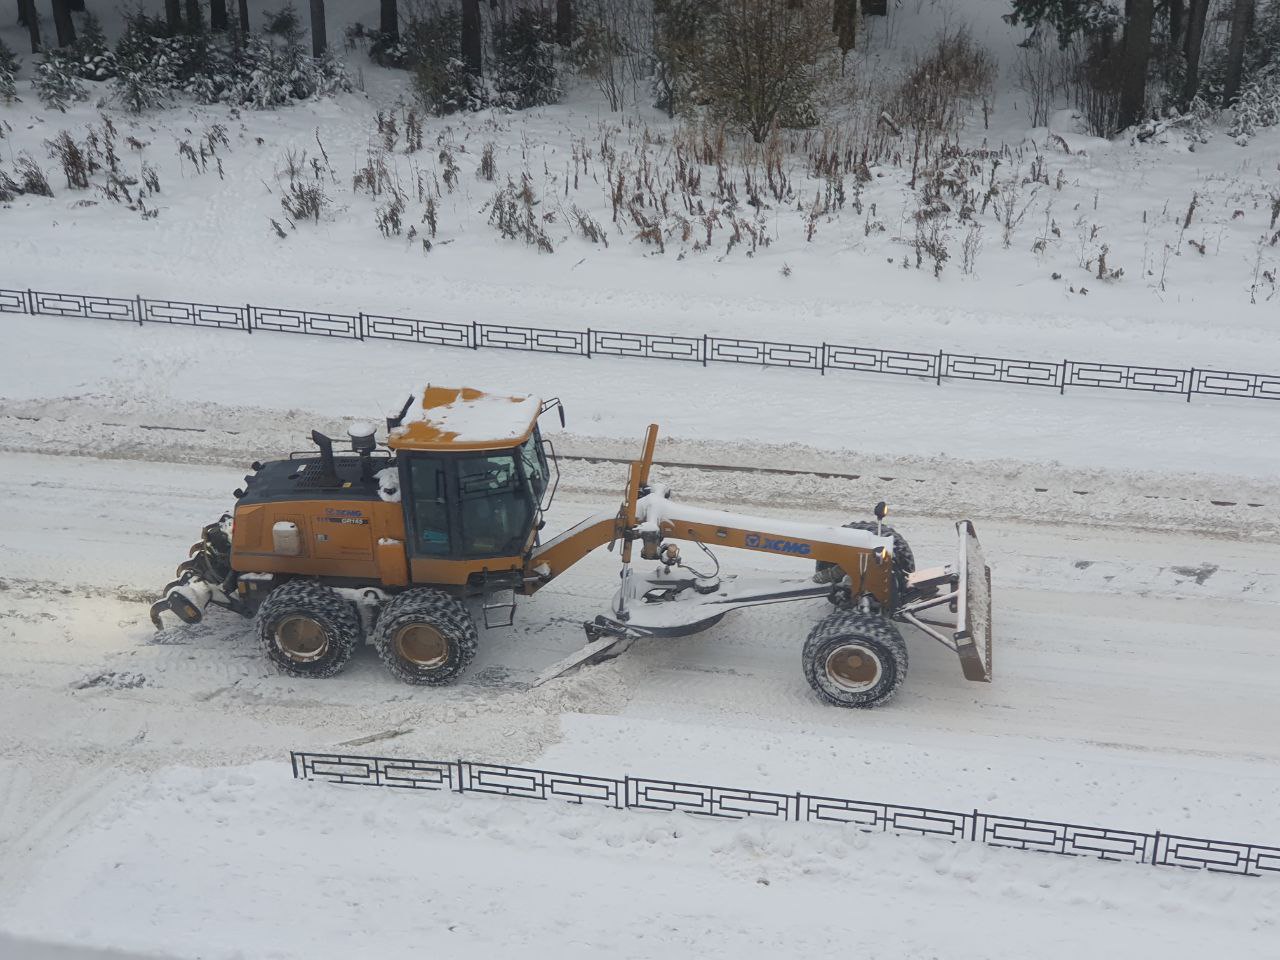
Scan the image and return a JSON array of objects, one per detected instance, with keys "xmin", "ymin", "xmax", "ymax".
[{"xmin": 4, "ymin": 1, "xmax": 1280, "ymax": 954}]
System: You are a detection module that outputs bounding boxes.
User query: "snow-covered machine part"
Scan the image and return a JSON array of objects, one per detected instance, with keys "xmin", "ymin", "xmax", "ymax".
[
  {"xmin": 894, "ymin": 521, "xmax": 993, "ymax": 683},
  {"xmin": 956, "ymin": 520, "xmax": 994, "ymax": 682},
  {"xmin": 536, "ymin": 517, "xmax": 993, "ymax": 695},
  {"xmin": 149, "ymin": 514, "xmax": 237, "ymax": 629}
]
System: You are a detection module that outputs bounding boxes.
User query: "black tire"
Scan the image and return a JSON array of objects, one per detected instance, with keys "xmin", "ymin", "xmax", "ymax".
[
  {"xmin": 255, "ymin": 579, "xmax": 360, "ymax": 679},
  {"xmin": 814, "ymin": 521, "xmax": 915, "ymax": 581},
  {"xmin": 371, "ymin": 589, "xmax": 478, "ymax": 685},
  {"xmin": 802, "ymin": 611, "xmax": 908, "ymax": 708}
]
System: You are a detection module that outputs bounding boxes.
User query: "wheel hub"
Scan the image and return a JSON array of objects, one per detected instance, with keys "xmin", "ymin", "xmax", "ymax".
[
  {"xmin": 394, "ymin": 623, "xmax": 449, "ymax": 668},
  {"xmin": 825, "ymin": 643, "xmax": 882, "ymax": 692},
  {"xmin": 275, "ymin": 615, "xmax": 329, "ymax": 662}
]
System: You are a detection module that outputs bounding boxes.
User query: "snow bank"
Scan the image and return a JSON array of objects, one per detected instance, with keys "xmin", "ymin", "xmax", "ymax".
[{"xmin": 1, "ymin": 761, "xmax": 1275, "ymax": 960}]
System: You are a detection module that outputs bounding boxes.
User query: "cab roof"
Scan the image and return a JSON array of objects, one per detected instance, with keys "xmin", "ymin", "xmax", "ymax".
[{"xmin": 387, "ymin": 385, "xmax": 541, "ymax": 453}]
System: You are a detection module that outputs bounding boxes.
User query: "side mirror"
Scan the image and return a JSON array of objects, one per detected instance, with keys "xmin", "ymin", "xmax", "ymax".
[{"xmin": 874, "ymin": 501, "xmax": 888, "ymax": 521}]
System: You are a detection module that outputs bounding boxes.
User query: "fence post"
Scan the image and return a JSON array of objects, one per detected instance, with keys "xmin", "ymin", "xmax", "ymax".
[
  {"xmin": 936, "ymin": 350, "xmax": 943, "ymax": 386},
  {"xmin": 358, "ymin": 311, "xmax": 365, "ymax": 341},
  {"xmin": 471, "ymin": 320, "xmax": 479, "ymax": 350},
  {"xmin": 971, "ymin": 809, "xmax": 979, "ymax": 842},
  {"xmin": 26, "ymin": 288, "xmax": 35, "ymax": 315},
  {"xmin": 290, "ymin": 752, "xmax": 299, "ymax": 778},
  {"xmin": 455, "ymin": 759, "xmax": 466, "ymax": 794},
  {"xmin": 820, "ymin": 342, "xmax": 827, "ymax": 376},
  {"xmin": 702, "ymin": 334, "xmax": 708, "ymax": 367},
  {"xmin": 623, "ymin": 775, "xmax": 632, "ymax": 809},
  {"xmin": 1151, "ymin": 830, "xmax": 1161, "ymax": 866},
  {"xmin": 245, "ymin": 303, "xmax": 253, "ymax": 334},
  {"xmin": 136, "ymin": 294, "xmax": 144, "ymax": 327},
  {"xmin": 1186, "ymin": 368, "xmax": 1195, "ymax": 403},
  {"xmin": 1061, "ymin": 358, "xmax": 1068, "ymax": 394},
  {"xmin": 585, "ymin": 327, "xmax": 592, "ymax": 358}
]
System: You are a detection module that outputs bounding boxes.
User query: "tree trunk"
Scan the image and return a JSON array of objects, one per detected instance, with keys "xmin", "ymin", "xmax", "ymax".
[
  {"xmin": 166, "ymin": 0, "xmax": 182, "ymax": 33},
  {"xmin": 1222, "ymin": 0, "xmax": 1255, "ymax": 103},
  {"xmin": 861, "ymin": 0, "xmax": 886, "ymax": 15},
  {"xmin": 833, "ymin": 0, "xmax": 857, "ymax": 53},
  {"xmin": 556, "ymin": 0, "xmax": 572, "ymax": 45},
  {"xmin": 50, "ymin": 0, "xmax": 76, "ymax": 46},
  {"xmin": 1167, "ymin": 0, "xmax": 1184, "ymax": 51},
  {"xmin": 238, "ymin": 0, "xmax": 249, "ymax": 32},
  {"xmin": 461, "ymin": 0, "xmax": 481, "ymax": 75},
  {"xmin": 1118, "ymin": 0, "xmax": 1153, "ymax": 130},
  {"xmin": 1180, "ymin": 0, "xmax": 1208, "ymax": 105},
  {"xmin": 19, "ymin": 0, "xmax": 40, "ymax": 51},
  {"xmin": 309, "ymin": 0, "xmax": 326, "ymax": 56},
  {"xmin": 379, "ymin": 0, "xmax": 397, "ymax": 40},
  {"xmin": 210, "ymin": 0, "xmax": 227, "ymax": 30},
  {"xmin": 185, "ymin": 0, "xmax": 203, "ymax": 31}
]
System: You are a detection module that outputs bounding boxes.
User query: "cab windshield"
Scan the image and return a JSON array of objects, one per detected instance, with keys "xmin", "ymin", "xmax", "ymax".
[{"xmin": 456, "ymin": 451, "xmax": 536, "ymax": 556}]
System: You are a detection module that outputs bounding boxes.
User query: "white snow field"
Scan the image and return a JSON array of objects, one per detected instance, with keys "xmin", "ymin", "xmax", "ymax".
[
  {"xmin": 4, "ymin": 0, "xmax": 1280, "ymax": 954},
  {"xmin": 1, "ymin": 315, "xmax": 1280, "ymax": 956}
]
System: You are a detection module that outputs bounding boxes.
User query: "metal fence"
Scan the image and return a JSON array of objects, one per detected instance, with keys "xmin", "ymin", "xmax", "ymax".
[
  {"xmin": 290, "ymin": 751, "xmax": 1280, "ymax": 880},
  {"xmin": 5, "ymin": 283, "xmax": 1279, "ymax": 402}
]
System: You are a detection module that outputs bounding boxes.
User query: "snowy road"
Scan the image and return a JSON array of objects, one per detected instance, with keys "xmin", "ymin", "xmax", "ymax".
[
  {"xmin": 2, "ymin": 432, "xmax": 1280, "ymax": 957},
  {"xmin": 3, "ymin": 448, "xmax": 1278, "ymax": 833}
]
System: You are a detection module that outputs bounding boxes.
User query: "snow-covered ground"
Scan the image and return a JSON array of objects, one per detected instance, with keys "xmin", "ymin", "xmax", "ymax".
[
  {"xmin": 1, "ymin": 442, "xmax": 1279, "ymax": 957},
  {"xmin": 4, "ymin": 0, "xmax": 1280, "ymax": 955}
]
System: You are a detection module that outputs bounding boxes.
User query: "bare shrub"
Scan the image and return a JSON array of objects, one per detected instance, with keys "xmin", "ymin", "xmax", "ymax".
[
  {"xmin": 696, "ymin": 0, "xmax": 833, "ymax": 142},
  {"xmin": 1068, "ymin": 42, "xmax": 1124, "ymax": 138},
  {"xmin": 281, "ymin": 180, "xmax": 328, "ymax": 222},
  {"xmin": 0, "ymin": 169, "xmax": 19, "ymax": 203},
  {"xmin": 376, "ymin": 110, "xmax": 399, "ymax": 151},
  {"xmin": 16, "ymin": 155, "xmax": 53, "ymax": 197},
  {"xmin": 1016, "ymin": 33, "xmax": 1075, "ymax": 128},
  {"xmin": 376, "ymin": 194, "xmax": 406, "ymax": 237},
  {"xmin": 477, "ymin": 142, "xmax": 497, "ymax": 181},
  {"xmin": 438, "ymin": 145, "xmax": 460, "ymax": 192},
  {"xmin": 961, "ymin": 223, "xmax": 983, "ymax": 275},
  {"xmin": 890, "ymin": 27, "xmax": 997, "ymax": 135},
  {"xmin": 405, "ymin": 108, "xmax": 424, "ymax": 153},
  {"xmin": 353, "ymin": 152, "xmax": 394, "ymax": 196},
  {"xmin": 45, "ymin": 132, "xmax": 90, "ymax": 190},
  {"xmin": 993, "ymin": 175, "xmax": 1038, "ymax": 249},
  {"xmin": 281, "ymin": 148, "xmax": 307, "ymax": 182},
  {"xmin": 573, "ymin": 1, "xmax": 640, "ymax": 112},
  {"xmin": 571, "ymin": 205, "xmax": 609, "ymax": 246},
  {"xmin": 487, "ymin": 175, "xmax": 554, "ymax": 253}
]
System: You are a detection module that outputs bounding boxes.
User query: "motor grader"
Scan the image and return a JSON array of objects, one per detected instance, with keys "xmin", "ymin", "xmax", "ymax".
[{"xmin": 152, "ymin": 385, "xmax": 992, "ymax": 708}]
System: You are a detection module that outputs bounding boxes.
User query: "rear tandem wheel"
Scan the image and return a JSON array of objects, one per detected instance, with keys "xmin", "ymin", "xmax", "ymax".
[
  {"xmin": 371, "ymin": 589, "xmax": 479, "ymax": 685},
  {"xmin": 254, "ymin": 580, "xmax": 361, "ymax": 679}
]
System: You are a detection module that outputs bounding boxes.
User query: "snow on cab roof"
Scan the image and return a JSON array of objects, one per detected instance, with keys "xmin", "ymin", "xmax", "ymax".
[{"xmin": 387, "ymin": 385, "xmax": 541, "ymax": 452}]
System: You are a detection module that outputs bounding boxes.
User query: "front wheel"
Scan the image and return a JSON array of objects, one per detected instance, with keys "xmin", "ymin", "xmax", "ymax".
[
  {"xmin": 802, "ymin": 611, "xmax": 908, "ymax": 708},
  {"xmin": 372, "ymin": 589, "xmax": 478, "ymax": 685}
]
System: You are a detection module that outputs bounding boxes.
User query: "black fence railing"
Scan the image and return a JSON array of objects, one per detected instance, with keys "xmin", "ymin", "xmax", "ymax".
[
  {"xmin": 6, "ymin": 283, "xmax": 1280, "ymax": 402},
  {"xmin": 290, "ymin": 751, "xmax": 1280, "ymax": 880}
]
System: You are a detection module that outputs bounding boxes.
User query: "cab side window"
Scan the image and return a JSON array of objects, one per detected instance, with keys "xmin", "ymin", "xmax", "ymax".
[{"xmin": 408, "ymin": 457, "xmax": 450, "ymax": 555}]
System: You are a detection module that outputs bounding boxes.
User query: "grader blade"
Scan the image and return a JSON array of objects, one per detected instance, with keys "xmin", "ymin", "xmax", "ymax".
[
  {"xmin": 531, "ymin": 625, "xmax": 635, "ymax": 687},
  {"xmin": 954, "ymin": 520, "xmax": 993, "ymax": 682}
]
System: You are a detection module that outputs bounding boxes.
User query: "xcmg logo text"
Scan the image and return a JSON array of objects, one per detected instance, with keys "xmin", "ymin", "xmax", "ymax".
[{"xmin": 744, "ymin": 533, "xmax": 812, "ymax": 556}]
